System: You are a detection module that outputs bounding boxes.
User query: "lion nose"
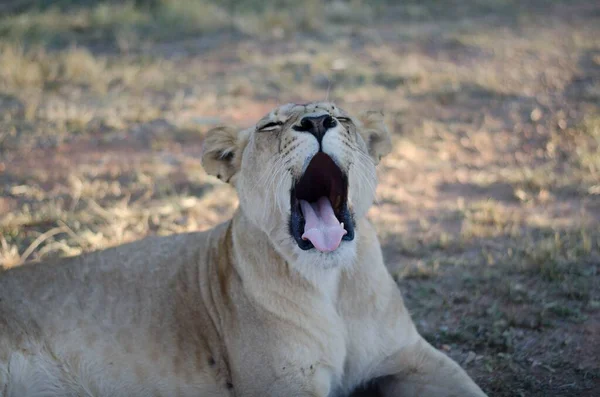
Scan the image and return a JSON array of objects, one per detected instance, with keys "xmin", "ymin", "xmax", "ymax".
[{"xmin": 295, "ymin": 115, "xmax": 337, "ymax": 145}]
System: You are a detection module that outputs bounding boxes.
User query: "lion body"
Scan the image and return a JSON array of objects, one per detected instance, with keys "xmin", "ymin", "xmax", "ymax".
[
  {"xmin": 0, "ymin": 227, "xmax": 228, "ymax": 397},
  {"xmin": 0, "ymin": 217, "xmax": 415, "ymax": 397},
  {"xmin": 0, "ymin": 102, "xmax": 486, "ymax": 396}
]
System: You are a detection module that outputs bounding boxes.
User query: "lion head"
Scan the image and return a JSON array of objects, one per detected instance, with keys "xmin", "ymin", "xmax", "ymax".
[{"xmin": 201, "ymin": 102, "xmax": 391, "ymax": 272}]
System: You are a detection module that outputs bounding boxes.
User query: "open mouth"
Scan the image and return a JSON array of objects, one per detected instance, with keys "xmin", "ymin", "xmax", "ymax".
[{"xmin": 290, "ymin": 152, "xmax": 355, "ymax": 252}]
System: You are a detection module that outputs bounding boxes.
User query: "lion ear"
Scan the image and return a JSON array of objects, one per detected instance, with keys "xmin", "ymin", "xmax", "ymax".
[
  {"xmin": 357, "ymin": 110, "xmax": 392, "ymax": 164},
  {"xmin": 201, "ymin": 126, "xmax": 248, "ymax": 184}
]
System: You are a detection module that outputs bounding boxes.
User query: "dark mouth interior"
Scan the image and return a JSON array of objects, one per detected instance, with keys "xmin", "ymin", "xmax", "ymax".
[
  {"xmin": 290, "ymin": 152, "xmax": 355, "ymax": 250},
  {"xmin": 294, "ymin": 153, "xmax": 346, "ymax": 215}
]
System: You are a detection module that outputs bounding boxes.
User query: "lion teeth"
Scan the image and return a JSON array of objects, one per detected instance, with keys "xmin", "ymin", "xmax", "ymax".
[{"xmin": 340, "ymin": 222, "xmax": 344, "ymax": 228}]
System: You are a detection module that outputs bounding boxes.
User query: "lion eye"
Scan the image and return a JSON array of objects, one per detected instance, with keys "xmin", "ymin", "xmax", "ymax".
[
  {"xmin": 336, "ymin": 117, "xmax": 352, "ymax": 125},
  {"xmin": 257, "ymin": 121, "xmax": 283, "ymax": 132}
]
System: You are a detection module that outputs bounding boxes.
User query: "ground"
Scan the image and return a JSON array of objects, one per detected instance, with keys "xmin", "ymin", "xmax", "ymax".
[{"xmin": 0, "ymin": 1, "xmax": 599, "ymax": 396}]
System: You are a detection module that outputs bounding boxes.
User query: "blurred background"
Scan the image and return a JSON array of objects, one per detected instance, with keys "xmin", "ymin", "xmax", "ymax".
[{"xmin": 0, "ymin": 0, "xmax": 599, "ymax": 395}]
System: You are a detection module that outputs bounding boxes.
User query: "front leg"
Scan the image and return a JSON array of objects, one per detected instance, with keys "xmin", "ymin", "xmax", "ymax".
[
  {"xmin": 225, "ymin": 316, "xmax": 340, "ymax": 397},
  {"xmin": 264, "ymin": 364, "xmax": 333, "ymax": 397},
  {"xmin": 342, "ymin": 221, "xmax": 486, "ymax": 396},
  {"xmin": 377, "ymin": 337, "xmax": 486, "ymax": 397}
]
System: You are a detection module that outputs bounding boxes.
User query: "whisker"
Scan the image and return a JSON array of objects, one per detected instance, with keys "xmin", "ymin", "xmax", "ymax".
[
  {"xmin": 349, "ymin": 149, "xmax": 379, "ymax": 206},
  {"xmin": 325, "ymin": 77, "xmax": 332, "ymax": 102},
  {"xmin": 257, "ymin": 155, "xmax": 290, "ymax": 222}
]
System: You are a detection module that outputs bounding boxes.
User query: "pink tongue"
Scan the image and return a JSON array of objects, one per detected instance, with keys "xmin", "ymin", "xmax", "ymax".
[{"xmin": 300, "ymin": 197, "xmax": 347, "ymax": 252}]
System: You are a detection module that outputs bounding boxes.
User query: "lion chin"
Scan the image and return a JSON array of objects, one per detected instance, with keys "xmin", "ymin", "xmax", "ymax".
[{"xmin": 0, "ymin": 102, "xmax": 487, "ymax": 397}]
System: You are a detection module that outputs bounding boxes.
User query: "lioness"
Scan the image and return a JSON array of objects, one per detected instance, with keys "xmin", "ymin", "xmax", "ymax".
[{"xmin": 0, "ymin": 102, "xmax": 486, "ymax": 397}]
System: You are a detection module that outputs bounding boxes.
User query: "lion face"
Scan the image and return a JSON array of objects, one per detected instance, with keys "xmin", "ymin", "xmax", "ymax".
[{"xmin": 202, "ymin": 102, "xmax": 391, "ymax": 271}]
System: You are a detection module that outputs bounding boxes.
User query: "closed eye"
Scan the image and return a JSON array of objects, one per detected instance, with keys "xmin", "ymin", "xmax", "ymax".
[
  {"xmin": 257, "ymin": 121, "xmax": 283, "ymax": 131},
  {"xmin": 336, "ymin": 117, "xmax": 353, "ymax": 124}
]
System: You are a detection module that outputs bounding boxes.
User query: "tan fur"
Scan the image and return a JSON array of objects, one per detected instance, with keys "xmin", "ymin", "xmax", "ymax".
[{"xmin": 0, "ymin": 102, "xmax": 486, "ymax": 397}]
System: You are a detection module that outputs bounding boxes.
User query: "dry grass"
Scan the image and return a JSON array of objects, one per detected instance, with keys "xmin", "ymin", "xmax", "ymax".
[
  {"xmin": 0, "ymin": 43, "xmax": 177, "ymax": 93},
  {"xmin": 0, "ymin": 161, "xmax": 238, "ymax": 269},
  {"xmin": 0, "ymin": 1, "xmax": 228, "ymax": 47}
]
